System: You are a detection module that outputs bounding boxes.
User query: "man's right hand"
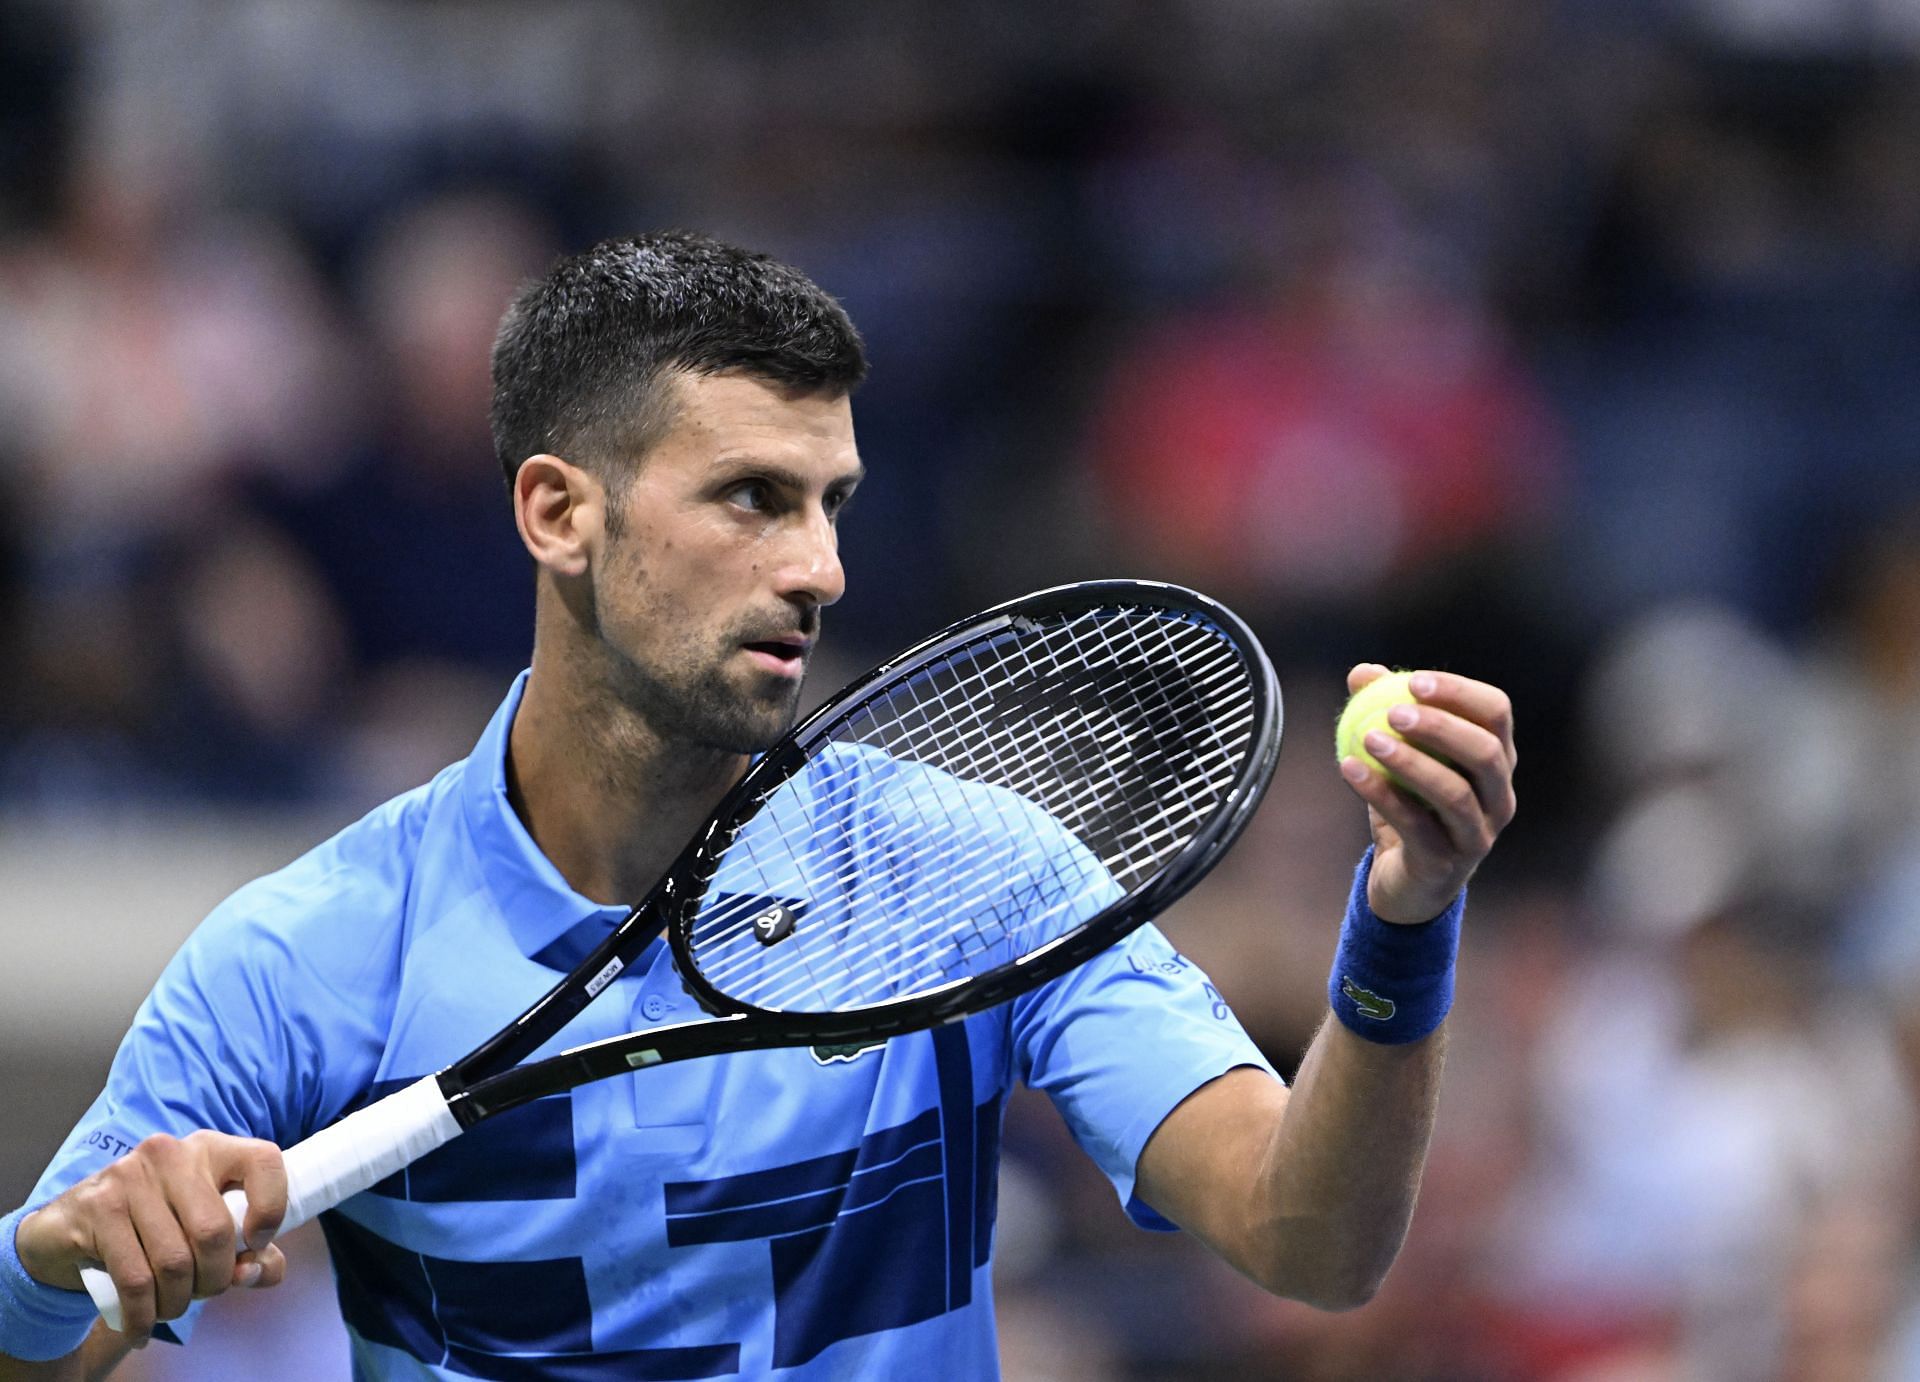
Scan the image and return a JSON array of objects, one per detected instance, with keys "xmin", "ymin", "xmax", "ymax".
[{"xmin": 14, "ymin": 1132, "xmax": 289, "ymax": 1342}]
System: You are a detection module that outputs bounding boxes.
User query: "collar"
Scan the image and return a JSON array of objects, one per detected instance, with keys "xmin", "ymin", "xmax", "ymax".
[{"xmin": 460, "ymin": 671, "xmax": 633, "ymax": 963}]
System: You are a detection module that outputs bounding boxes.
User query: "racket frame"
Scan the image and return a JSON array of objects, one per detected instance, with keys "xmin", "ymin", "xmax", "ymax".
[{"xmin": 447, "ymin": 578, "xmax": 1280, "ymax": 1125}]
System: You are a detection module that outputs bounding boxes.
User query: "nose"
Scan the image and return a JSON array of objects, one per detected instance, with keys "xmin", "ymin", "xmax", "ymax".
[{"xmin": 780, "ymin": 504, "xmax": 845, "ymax": 609}]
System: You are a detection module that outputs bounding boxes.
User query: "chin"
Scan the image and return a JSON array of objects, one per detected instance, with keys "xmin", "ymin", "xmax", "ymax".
[{"xmin": 694, "ymin": 688, "xmax": 802, "ymax": 756}]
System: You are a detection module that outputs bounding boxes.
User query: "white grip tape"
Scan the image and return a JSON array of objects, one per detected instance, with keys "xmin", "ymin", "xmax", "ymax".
[{"xmin": 82, "ymin": 1075, "xmax": 462, "ymax": 1330}]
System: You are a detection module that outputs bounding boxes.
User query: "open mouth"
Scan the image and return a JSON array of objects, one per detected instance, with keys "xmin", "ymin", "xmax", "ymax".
[{"xmin": 742, "ymin": 640, "xmax": 809, "ymax": 675}]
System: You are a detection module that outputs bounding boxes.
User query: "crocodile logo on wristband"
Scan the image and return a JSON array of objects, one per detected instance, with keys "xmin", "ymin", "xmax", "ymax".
[{"xmin": 1340, "ymin": 975, "xmax": 1396, "ymax": 1021}]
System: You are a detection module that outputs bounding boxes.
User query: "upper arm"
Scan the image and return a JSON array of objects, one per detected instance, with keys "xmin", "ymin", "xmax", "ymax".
[
  {"xmin": 1011, "ymin": 922, "xmax": 1282, "ymax": 1228},
  {"xmin": 1134, "ymin": 1066, "xmax": 1291, "ymax": 1271}
]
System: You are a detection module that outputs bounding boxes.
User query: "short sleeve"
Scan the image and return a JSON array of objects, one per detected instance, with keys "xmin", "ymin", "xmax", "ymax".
[
  {"xmin": 19, "ymin": 961, "xmax": 260, "ymax": 1343},
  {"xmin": 1010, "ymin": 922, "xmax": 1281, "ymax": 1231},
  {"xmin": 16, "ymin": 884, "xmax": 392, "ymax": 1344}
]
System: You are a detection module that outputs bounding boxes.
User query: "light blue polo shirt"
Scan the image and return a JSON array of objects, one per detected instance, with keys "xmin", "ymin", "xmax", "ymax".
[{"xmin": 14, "ymin": 674, "xmax": 1278, "ymax": 1378}]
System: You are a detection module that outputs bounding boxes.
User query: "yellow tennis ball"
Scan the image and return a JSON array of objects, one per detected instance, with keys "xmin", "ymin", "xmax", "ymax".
[{"xmin": 1335, "ymin": 670, "xmax": 1420, "ymax": 790}]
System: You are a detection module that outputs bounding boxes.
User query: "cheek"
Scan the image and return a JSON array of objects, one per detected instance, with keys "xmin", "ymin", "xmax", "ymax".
[{"xmin": 603, "ymin": 544, "xmax": 723, "ymax": 647}]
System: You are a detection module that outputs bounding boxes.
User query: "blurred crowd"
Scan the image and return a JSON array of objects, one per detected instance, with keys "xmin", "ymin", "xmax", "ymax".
[{"xmin": 2, "ymin": 0, "xmax": 1919, "ymax": 1378}]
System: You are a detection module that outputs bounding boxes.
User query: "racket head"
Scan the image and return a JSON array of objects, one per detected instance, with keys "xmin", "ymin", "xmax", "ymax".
[{"xmin": 660, "ymin": 579, "xmax": 1282, "ymax": 1042}]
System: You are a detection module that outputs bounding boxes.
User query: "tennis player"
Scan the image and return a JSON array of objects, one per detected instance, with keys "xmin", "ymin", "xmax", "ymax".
[{"xmin": 0, "ymin": 232, "xmax": 1517, "ymax": 1380}]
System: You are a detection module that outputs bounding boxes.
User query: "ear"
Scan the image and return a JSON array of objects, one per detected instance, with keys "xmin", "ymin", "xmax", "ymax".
[{"xmin": 513, "ymin": 455, "xmax": 603, "ymax": 577}]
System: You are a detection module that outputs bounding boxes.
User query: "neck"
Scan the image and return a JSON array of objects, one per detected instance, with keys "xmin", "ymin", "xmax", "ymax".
[{"xmin": 507, "ymin": 645, "xmax": 746, "ymax": 906}]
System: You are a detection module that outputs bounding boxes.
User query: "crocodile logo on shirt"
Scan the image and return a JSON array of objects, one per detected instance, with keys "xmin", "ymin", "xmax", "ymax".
[
  {"xmin": 809, "ymin": 1039, "xmax": 885, "ymax": 1066},
  {"xmin": 1340, "ymin": 975, "xmax": 1396, "ymax": 1021}
]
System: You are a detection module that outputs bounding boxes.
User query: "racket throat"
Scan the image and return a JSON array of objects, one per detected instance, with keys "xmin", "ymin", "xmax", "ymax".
[{"xmin": 451, "ymin": 1011, "xmax": 761, "ymax": 1123}]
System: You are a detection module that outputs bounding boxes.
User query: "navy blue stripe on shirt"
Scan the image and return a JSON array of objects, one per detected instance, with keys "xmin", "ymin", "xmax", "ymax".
[
  {"xmin": 322, "ymin": 1211, "xmax": 447, "ymax": 1362},
  {"xmin": 663, "ymin": 1139, "xmax": 943, "ymax": 1246},
  {"xmin": 931, "ymin": 1024, "xmax": 975, "ymax": 1312},
  {"xmin": 662, "ymin": 1107, "xmax": 938, "ymax": 1219},
  {"xmin": 658, "ymin": 1028, "xmax": 996, "ymax": 1369},
  {"xmin": 353, "ymin": 1077, "xmax": 577, "ymax": 1203},
  {"xmin": 430, "ymin": 1255, "xmax": 595, "ymax": 1354},
  {"xmin": 767, "ymin": 1173, "xmax": 948, "ymax": 1368},
  {"xmin": 444, "ymin": 1343, "xmax": 742, "ymax": 1381},
  {"xmin": 322, "ymin": 1212, "xmax": 743, "ymax": 1377},
  {"xmin": 972, "ymin": 1092, "xmax": 1004, "ymax": 1270},
  {"xmin": 323, "ymin": 1212, "xmax": 588, "ymax": 1355}
]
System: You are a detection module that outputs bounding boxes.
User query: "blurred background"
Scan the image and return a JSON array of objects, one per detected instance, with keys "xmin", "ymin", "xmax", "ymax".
[{"xmin": 2, "ymin": 0, "xmax": 1918, "ymax": 1377}]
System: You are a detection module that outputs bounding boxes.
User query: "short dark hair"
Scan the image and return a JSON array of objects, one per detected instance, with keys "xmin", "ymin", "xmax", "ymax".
[{"xmin": 489, "ymin": 230, "xmax": 868, "ymax": 488}]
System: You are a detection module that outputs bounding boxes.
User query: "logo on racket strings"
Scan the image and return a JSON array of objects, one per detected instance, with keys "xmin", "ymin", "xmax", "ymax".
[{"xmin": 751, "ymin": 903, "xmax": 800, "ymax": 946}]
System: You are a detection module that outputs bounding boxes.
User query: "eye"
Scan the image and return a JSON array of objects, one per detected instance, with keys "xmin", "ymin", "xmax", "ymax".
[
  {"xmin": 825, "ymin": 487, "xmax": 857, "ymax": 520},
  {"xmin": 726, "ymin": 479, "xmax": 774, "ymax": 512}
]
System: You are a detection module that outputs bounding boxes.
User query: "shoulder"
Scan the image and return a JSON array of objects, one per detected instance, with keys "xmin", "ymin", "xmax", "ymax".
[
  {"xmin": 71, "ymin": 769, "xmax": 468, "ymax": 1146},
  {"xmin": 144, "ymin": 768, "xmax": 470, "ymax": 1124},
  {"xmin": 188, "ymin": 768, "xmax": 452, "ymax": 966}
]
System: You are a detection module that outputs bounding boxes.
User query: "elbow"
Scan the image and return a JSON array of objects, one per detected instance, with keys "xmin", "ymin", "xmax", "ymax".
[
  {"xmin": 1245, "ymin": 1233, "xmax": 1397, "ymax": 1312},
  {"xmin": 1294, "ymin": 1269, "xmax": 1386, "ymax": 1313},
  {"xmin": 1258, "ymin": 1262, "xmax": 1386, "ymax": 1313}
]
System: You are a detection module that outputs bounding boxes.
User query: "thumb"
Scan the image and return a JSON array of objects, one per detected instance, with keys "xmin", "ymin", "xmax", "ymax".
[
  {"xmin": 231, "ymin": 1241, "xmax": 288, "ymax": 1291},
  {"xmin": 1346, "ymin": 662, "xmax": 1390, "ymax": 695},
  {"xmin": 226, "ymin": 1142, "xmax": 289, "ymax": 1254}
]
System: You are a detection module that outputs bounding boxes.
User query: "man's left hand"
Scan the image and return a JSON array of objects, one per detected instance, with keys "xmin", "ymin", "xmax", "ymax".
[{"xmin": 1338, "ymin": 664, "xmax": 1518, "ymax": 924}]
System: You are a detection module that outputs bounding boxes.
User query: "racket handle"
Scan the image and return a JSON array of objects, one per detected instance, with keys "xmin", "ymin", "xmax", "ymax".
[{"xmin": 81, "ymin": 1074, "xmax": 462, "ymax": 1330}]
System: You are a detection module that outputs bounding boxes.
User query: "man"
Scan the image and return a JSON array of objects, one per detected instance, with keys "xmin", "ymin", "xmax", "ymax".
[{"xmin": 0, "ymin": 232, "xmax": 1517, "ymax": 1379}]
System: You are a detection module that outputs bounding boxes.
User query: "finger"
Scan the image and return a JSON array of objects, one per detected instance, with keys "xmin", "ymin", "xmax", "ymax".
[
  {"xmin": 1380, "ymin": 701, "xmax": 1516, "ymax": 827},
  {"xmin": 1340, "ymin": 754, "xmax": 1456, "ymax": 863},
  {"xmin": 165, "ymin": 1177, "xmax": 239, "ymax": 1302},
  {"xmin": 1346, "ymin": 662, "xmax": 1392, "ymax": 695},
  {"xmin": 1357, "ymin": 731, "xmax": 1490, "ymax": 859},
  {"xmin": 150, "ymin": 1133, "xmax": 243, "ymax": 1303},
  {"xmin": 1407, "ymin": 671, "xmax": 1516, "ymax": 758},
  {"xmin": 217, "ymin": 1137, "xmax": 288, "ymax": 1254},
  {"xmin": 232, "ymin": 1241, "xmax": 287, "ymax": 1291},
  {"xmin": 125, "ymin": 1187, "xmax": 196, "ymax": 1324},
  {"xmin": 90, "ymin": 1206, "xmax": 158, "ymax": 1340}
]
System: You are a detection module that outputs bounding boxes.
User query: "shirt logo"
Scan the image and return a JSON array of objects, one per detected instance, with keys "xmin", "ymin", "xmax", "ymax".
[
  {"xmin": 809, "ymin": 1039, "xmax": 886, "ymax": 1066},
  {"xmin": 1340, "ymin": 975, "xmax": 1396, "ymax": 1021},
  {"xmin": 752, "ymin": 902, "xmax": 800, "ymax": 946}
]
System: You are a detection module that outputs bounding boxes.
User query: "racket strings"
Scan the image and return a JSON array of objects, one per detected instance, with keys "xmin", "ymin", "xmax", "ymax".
[
  {"xmin": 695, "ymin": 638, "xmax": 1253, "ymax": 1007},
  {"xmin": 727, "ymin": 717, "xmax": 1255, "ymax": 1010},
  {"xmin": 687, "ymin": 605, "xmax": 1258, "ymax": 1012},
  {"xmin": 841, "ymin": 613, "xmax": 1255, "ymax": 877},
  {"xmin": 842, "ymin": 612, "xmax": 1250, "ymax": 862},
  {"xmin": 698, "ymin": 737, "xmax": 1245, "ymax": 1013},
  {"xmin": 719, "ymin": 620, "xmax": 1246, "ymax": 921},
  {"xmin": 694, "ymin": 610, "xmax": 1254, "ymax": 1007},
  {"xmin": 716, "ymin": 615, "xmax": 1248, "ymax": 930}
]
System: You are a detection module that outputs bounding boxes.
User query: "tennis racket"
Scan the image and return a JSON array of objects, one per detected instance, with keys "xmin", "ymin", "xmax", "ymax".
[{"xmin": 85, "ymin": 578, "xmax": 1281, "ymax": 1328}]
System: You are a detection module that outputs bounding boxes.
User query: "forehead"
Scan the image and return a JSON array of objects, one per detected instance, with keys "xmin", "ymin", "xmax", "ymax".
[{"xmin": 653, "ymin": 370, "xmax": 859, "ymax": 473}]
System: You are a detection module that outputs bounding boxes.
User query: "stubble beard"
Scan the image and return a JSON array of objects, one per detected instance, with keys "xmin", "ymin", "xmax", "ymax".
[
  {"xmin": 627, "ymin": 650, "xmax": 802, "ymax": 756},
  {"xmin": 593, "ymin": 604, "xmax": 805, "ymax": 758},
  {"xmin": 588, "ymin": 535, "xmax": 809, "ymax": 759}
]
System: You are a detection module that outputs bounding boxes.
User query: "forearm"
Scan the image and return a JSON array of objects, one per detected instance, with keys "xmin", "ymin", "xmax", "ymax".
[
  {"xmin": 1251, "ymin": 1016, "xmax": 1446, "ymax": 1308},
  {"xmin": 0, "ymin": 1324, "xmax": 127, "ymax": 1382},
  {"xmin": 1241, "ymin": 856, "xmax": 1461, "ymax": 1307},
  {"xmin": 0, "ymin": 1353, "xmax": 80, "ymax": 1381},
  {"xmin": 1137, "ymin": 857, "xmax": 1461, "ymax": 1308}
]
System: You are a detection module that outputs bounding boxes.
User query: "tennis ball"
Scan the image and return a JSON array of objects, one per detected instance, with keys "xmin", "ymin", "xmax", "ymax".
[{"xmin": 1335, "ymin": 670, "xmax": 1420, "ymax": 791}]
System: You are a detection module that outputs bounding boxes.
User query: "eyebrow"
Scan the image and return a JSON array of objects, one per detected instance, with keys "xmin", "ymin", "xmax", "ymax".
[{"xmin": 714, "ymin": 458, "xmax": 865, "ymax": 490}]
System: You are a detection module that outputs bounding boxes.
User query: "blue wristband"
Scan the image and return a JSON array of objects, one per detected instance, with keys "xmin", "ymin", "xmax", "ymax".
[
  {"xmin": 1327, "ymin": 848, "xmax": 1463, "ymax": 1045},
  {"xmin": 0, "ymin": 1205, "xmax": 99, "ymax": 1362}
]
